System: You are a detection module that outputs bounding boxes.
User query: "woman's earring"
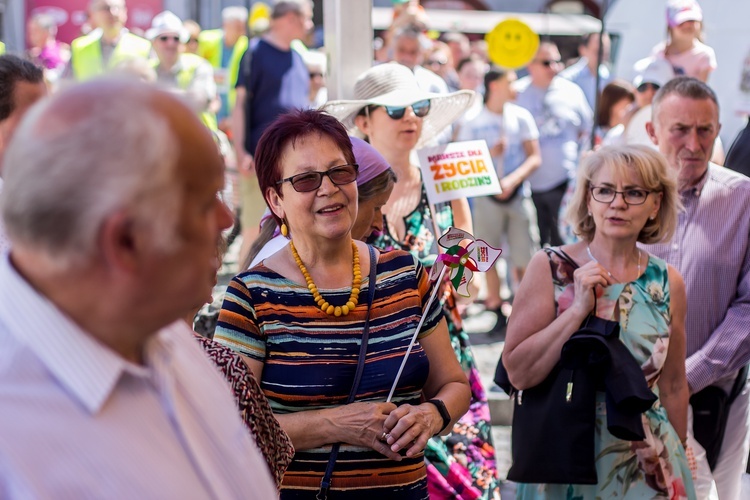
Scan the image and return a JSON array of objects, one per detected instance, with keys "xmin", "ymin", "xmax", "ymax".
[
  {"xmin": 649, "ymin": 215, "xmax": 655, "ymax": 220},
  {"xmin": 588, "ymin": 212, "xmax": 592, "ymax": 217},
  {"xmin": 281, "ymin": 221, "xmax": 289, "ymax": 237}
]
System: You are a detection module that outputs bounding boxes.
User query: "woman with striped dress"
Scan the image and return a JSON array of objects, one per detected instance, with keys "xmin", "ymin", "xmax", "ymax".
[{"xmin": 214, "ymin": 109, "xmax": 470, "ymax": 499}]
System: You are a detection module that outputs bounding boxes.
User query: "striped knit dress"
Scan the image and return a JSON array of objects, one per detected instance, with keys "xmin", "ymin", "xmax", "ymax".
[{"xmin": 214, "ymin": 249, "xmax": 443, "ymax": 499}]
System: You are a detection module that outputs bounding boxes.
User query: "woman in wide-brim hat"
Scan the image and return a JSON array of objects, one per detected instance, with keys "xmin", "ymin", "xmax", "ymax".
[{"xmin": 324, "ymin": 63, "xmax": 502, "ymax": 499}]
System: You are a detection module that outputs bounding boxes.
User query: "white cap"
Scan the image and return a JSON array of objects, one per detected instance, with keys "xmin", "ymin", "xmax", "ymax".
[
  {"xmin": 146, "ymin": 11, "xmax": 189, "ymax": 43},
  {"xmin": 667, "ymin": 0, "xmax": 703, "ymax": 28},
  {"xmin": 632, "ymin": 57, "xmax": 675, "ymax": 88}
]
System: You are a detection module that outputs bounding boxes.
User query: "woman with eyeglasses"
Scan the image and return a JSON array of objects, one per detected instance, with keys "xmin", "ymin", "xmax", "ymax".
[
  {"xmin": 213, "ymin": 109, "xmax": 470, "ymax": 499},
  {"xmin": 325, "ymin": 63, "xmax": 503, "ymax": 499},
  {"xmin": 242, "ymin": 136, "xmax": 399, "ymax": 269},
  {"xmin": 504, "ymin": 145, "xmax": 696, "ymax": 499}
]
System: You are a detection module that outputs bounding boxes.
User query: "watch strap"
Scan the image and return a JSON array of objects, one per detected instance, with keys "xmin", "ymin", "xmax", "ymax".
[{"xmin": 426, "ymin": 398, "xmax": 451, "ymax": 435}]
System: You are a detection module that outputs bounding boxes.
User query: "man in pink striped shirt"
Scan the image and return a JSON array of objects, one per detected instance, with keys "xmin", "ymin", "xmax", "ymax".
[
  {"xmin": 0, "ymin": 80, "xmax": 277, "ymax": 498},
  {"xmin": 646, "ymin": 76, "xmax": 750, "ymax": 499}
]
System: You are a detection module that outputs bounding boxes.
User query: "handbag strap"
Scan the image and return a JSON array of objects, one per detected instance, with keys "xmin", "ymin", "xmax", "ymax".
[
  {"xmin": 545, "ymin": 247, "xmax": 579, "ymax": 270},
  {"xmin": 317, "ymin": 245, "xmax": 378, "ymax": 500},
  {"xmin": 545, "ymin": 247, "xmax": 598, "ymax": 318}
]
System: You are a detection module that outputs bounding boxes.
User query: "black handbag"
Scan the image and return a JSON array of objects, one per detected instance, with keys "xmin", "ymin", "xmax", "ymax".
[
  {"xmin": 493, "ymin": 248, "xmax": 621, "ymax": 484},
  {"xmin": 495, "ymin": 354, "xmax": 599, "ymax": 484}
]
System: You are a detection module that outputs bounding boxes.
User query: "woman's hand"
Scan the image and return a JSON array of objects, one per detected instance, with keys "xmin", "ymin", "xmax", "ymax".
[
  {"xmin": 381, "ymin": 403, "xmax": 441, "ymax": 458},
  {"xmin": 570, "ymin": 260, "xmax": 614, "ymax": 315},
  {"xmin": 331, "ymin": 402, "xmax": 403, "ymax": 461}
]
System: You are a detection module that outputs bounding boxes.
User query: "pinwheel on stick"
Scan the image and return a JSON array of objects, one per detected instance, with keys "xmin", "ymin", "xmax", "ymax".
[{"xmin": 386, "ymin": 227, "xmax": 502, "ymax": 402}]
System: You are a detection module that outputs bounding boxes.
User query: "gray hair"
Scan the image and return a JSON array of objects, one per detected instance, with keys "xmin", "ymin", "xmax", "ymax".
[
  {"xmin": 1, "ymin": 83, "xmax": 181, "ymax": 269},
  {"xmin": 392, "ymin": 25, "xmax": 431, "ymax": 51},
  {"xmin": 652, "ymin": 76, "xmax": 719, "ymax": 122},
  {"xmin": 222, "ymin": 6, "xmax": 248, "ymax": 23},
  {"xmin": 30, "ymin": 13, "xmax": 58, "ymax": 33},
  {"xmin": 271, "ymin": 0, "xmax": 312, "ymax": 19}
]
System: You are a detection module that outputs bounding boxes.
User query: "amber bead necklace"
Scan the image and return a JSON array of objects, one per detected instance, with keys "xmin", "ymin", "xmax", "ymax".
[{"xmin": 290, "ymin": 240, "xmax": 361, "ymax": 316}]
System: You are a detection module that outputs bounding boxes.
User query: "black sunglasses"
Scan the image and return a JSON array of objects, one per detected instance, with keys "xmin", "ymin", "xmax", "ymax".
[
  {"xmin": 375, "ymin": 99, "xmax": 431, "ymax": 120},
  {"xmin": 158, "ymin": 35, "xmax": 181, "ymax": 42},
  {"xmin": 637, "ymin": 82, "xmax": 660, "ymax": 93},
  {"xmin": 309, "ymin": 72, "xmax": 323, "ymax": 78},
  {"xmin": 535, "ymin": 59, "xmax": 562, "ymax": 68},
  {"xmin": 277, "ymin": 163, "xmax": 359, "ymax": 192}
]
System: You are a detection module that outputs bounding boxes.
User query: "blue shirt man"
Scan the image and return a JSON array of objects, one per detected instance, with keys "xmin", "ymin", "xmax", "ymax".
[{"xmin": 514, "ymin": 42, "xmax": 593, "ymax": 246}]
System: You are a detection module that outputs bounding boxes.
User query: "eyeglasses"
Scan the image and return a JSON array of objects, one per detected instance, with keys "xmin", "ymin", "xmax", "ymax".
[
  {"xmin": 309, "ymin": 72, "xmax": 323, "ymax": 78},
  {"xmin": 157, "ymin": 35, "xmax": 181, "ymax": 43},
  {"xmin": 377, "ymin": 99, "xmax": 431, "ymax": 120},
  {"xmin": 277, "ymin": 163, "xmax": 359, "ymax": 192},
  {"xmin": 637, "ymin": 82, "xmax": 660, "ymax": 93},
  {"xmin": 535, "ymin": 59, "xmax": 562, "ymax": 67},
  {"xmin": 590, "ymin": 186, "xmax": 653, "ymax": 205}
]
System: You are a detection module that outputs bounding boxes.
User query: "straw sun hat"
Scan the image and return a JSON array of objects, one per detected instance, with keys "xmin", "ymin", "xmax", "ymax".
[{"xmin": 323, "ymin": 63, "xmax": 474, "ymax": 149}]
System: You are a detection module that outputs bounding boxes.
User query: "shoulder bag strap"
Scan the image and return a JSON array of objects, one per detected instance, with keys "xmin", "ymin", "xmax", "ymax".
[
  {"xmin": 545, "ymin": 247, "xmax": 580, "ymax": 270},
  {"xmin": 317, "ymin": 245, "xmax": 378, "ymax": 499},
  {"xmin": 544, "ymin": 247, "xmax": 598, "ymax": 320}
]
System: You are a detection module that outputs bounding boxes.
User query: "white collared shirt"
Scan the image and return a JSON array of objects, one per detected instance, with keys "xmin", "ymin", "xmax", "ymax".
[{"xmin": 0, "ymin": 255, "xmax": 277, "ymax": 499}]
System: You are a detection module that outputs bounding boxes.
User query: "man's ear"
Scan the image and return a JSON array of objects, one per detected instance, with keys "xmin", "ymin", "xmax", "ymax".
[
  {"xmin": 645, "ymin": 121, "xmax": 658, "ymax": 147},
  {"xmin": 99, "ymin": 211, "xmax": 140, "ymax": 273}
]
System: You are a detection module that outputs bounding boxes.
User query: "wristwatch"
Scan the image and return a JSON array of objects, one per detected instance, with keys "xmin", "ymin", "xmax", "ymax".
[{"xmin": 426, "ymin": 399, "xmax": 451, "ymax": 435}]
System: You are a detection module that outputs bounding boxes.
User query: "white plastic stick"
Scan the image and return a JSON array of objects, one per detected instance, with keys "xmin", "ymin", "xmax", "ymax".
[{"xmin": 386, "ymin": 265, "xmax": 448, "ymax": 402}]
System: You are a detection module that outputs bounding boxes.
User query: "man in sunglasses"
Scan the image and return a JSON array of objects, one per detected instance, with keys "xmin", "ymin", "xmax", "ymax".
[
  {"xmin": 457, "ymin": 66, "xmax": 541, "ymax": 326},
  {"xmin": 67, "ymin": 0, "xmax": 151, "ymax": 81},
  {"xmin": 147, "ymin": 11, "xmax": 218, "ymax": 131},
  {"xmin": 515, "ymin": 41, "xmax": 593, "ymax": 247},
  {"xmin": 645, "ymin": 76, "xmax": 750, "ymax": 500}
]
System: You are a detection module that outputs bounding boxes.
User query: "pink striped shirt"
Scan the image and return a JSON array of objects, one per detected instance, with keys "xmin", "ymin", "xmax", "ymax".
[
  {"xmin": 0, "ymin": 255, "xmax": 277, "ymax": 499},
  {"xmin": 644, "ymin": 163, "xmax": 750, "ymax": 393}
]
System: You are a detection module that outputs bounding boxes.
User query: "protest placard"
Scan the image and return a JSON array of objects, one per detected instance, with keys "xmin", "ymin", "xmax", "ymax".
[{"xmin": 416, "ymin": 140, "xmax": 501, "ymax": 205}]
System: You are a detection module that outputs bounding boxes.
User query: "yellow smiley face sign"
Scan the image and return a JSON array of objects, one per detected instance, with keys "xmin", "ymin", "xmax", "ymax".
[{"xmin": 485, "ymin": 19, "xmax": 539, "ymax": 69}]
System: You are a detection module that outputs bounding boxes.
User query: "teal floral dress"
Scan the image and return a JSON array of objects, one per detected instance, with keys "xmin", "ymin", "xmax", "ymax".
[
  {"xmin": 369, "ymin": 184, "xmax": 501, "ymax": 500},
  {"xmin": 517, "ymin": 249, "xmax": 696, "ymax": 500}
]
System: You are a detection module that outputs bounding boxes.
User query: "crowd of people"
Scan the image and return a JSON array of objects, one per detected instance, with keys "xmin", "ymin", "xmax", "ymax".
[{"xmin": 0, "ymin": 0, "xmax": 749, "ymax": 498}]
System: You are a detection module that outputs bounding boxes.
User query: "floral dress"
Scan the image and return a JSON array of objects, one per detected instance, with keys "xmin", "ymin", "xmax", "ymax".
[
  {"xmin": 517, "ymin": 249, "xmax": 696, "ymax": 500},
  {"xmin": 369, "ymin": 184, "xmax": 501, "ymax": 500}
]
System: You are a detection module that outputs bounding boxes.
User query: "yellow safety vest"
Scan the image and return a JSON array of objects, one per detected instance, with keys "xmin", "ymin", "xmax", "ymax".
[
  {"xmin": 71, "ymin": 31, "xmax": 151, "ymax": 81},
  {"xmin": 197, "ymin": 29, "xmax": 248, "ymax": 110},
  {"xmin": 152, "ymin": 53, "xmax": 218, "ymax": 131},
  {"xmin": 0, "ymin": 42, "xmax": 5, "ymax": 55}
]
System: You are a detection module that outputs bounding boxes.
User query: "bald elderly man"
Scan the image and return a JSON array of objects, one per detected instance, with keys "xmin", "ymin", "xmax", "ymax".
[{"xmin": 0, "ymin": 80, "xmax": 277, "ymax": 498}]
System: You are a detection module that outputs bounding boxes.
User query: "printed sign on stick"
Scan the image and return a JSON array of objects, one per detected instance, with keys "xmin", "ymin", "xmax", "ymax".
[{"xmin": 416, "ymin": 140, "xmax": 501, "ymax": 205}]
